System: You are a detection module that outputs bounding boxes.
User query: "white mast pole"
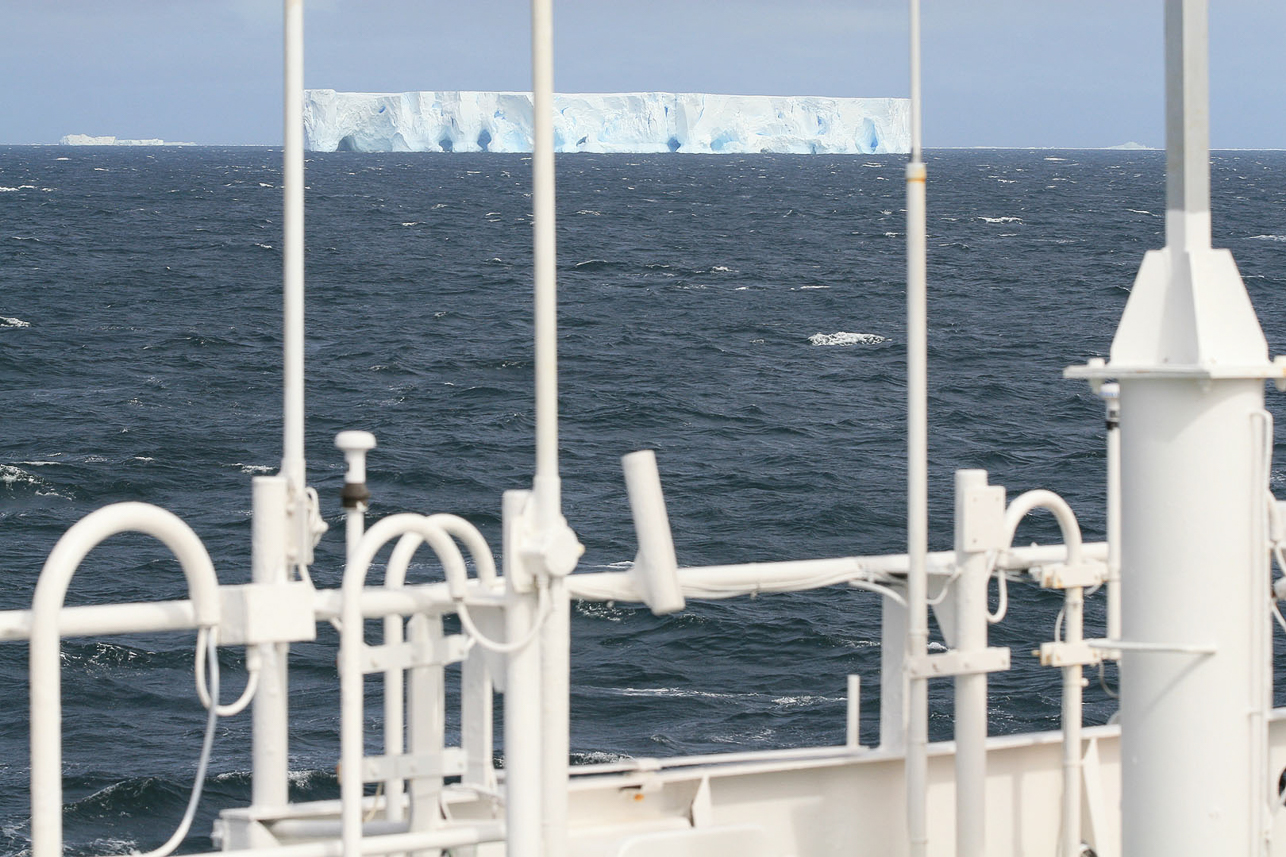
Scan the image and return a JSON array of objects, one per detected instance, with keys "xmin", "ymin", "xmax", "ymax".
[
  {"xmin": 903, "ymin": 1, "xmax": 929, "ymax": 855},
  {"xmin": 530, "ymin": 3, "xmax": 574, "ymax": 857},
  {"xmin": 282, "ymin": 0, "xmax": 306, "ymax": 500},
  {"xmin": 251, "ymin": 0, "xmax": 306, "ymax": 817},
  {"xmin": 1069, "ymin": 1, "xmax": 1274, "ymax": 854}
]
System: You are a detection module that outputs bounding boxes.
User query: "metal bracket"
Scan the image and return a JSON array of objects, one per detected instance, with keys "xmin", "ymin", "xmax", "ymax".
[
  {"xmin": 361, "ymin": 748, "xmax": 467, "ymax": 784},
  {"xmin": 217, "ymin": 582, "xmax": 317, "ymax": 646},
  {"xmin": 359, "ymin": 635, "xmax": 469, "ymax": 674},
  {"xmin": 961, "ymin": 484, "xmax": 1007, "ymax": 552},
  {"xmin": 1037, "ymin": 640, "xmax": 1103, "ymax": 668},
  {"xmin": 907, "ymin": 646, "xmax": 1010, "ymax": 679},
  {"xmin": 1033, "ymin": 561, "xmax": 1107, "ymax": 590},
  {"xmin": 1088, "ymin": 638, "xmax": 1216, "ymax": 656}
]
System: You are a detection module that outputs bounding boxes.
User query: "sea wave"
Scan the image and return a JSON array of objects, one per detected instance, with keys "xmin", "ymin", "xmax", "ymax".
[{"xmin": 808, "ymin": 332, "xmax": 886, "ymax": 347}]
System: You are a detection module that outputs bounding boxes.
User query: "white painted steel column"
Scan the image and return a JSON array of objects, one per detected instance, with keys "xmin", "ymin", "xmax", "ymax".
[
  {"xmin": 952, "ymin": 470, "xmax": 990, "ymax": 857},
  {"xmin": 1119, "ymin": 379, "xmax": 1266, "ymax": 855},
  {"xmin": 251, "ymin": 476, "xmax": 292, "ymax": 813},
  {"xmin": 503, "ymin": 490, "xmax": 544, "ymax": 857},
  {"xmin": 1105, "ymin": 2, "xmax": 1273, "ymax": 854},
  {"xmin": 903, "ymin": 1, "xmax": 929, "ymax": 854}
]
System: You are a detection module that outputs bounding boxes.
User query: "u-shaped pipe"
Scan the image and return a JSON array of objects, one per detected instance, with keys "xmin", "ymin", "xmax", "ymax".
[{"xmin": 29, "ymin": 502, "xmax": 220, "ymax": 857}]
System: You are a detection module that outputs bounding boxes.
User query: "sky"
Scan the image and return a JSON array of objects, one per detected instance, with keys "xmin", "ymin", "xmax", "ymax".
[{"xmin": 1, "ymin": 0, "xmax": 1283, "ymax": 148}]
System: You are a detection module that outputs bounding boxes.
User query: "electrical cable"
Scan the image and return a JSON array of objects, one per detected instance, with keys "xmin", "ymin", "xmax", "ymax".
[
  {"xmin": 986, "ymin": 554, "xmax": 1008, "ymax": 624},
  {"xmin": 455, "ymin": 582, "xmax": 551, "ymax": 654},
  {"xmin": 138, "ymin": 628, "xmax": 220, "ymax": 857},
  {"xmin": 196, "ymin": 643, "xmax": 260, "ymax": 717}
]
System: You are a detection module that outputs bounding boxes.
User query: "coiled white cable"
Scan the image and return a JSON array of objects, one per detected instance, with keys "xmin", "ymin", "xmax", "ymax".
[
  {"xmin": 195, "ymin": 640, "xmax": 260, "ymax": 717},
  {"xmin": 455, "ymin": 581, "xmax": 551, "ymax": 653},
  {"xmin": 986, "ymin": 554, "xmax": 1008, "ymax": 624}
]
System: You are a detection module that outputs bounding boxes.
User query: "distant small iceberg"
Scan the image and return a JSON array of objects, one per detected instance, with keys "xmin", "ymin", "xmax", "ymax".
[
  {"xmin": 59, "ymin": 135, "xmax": 195, "ymax": 147},
  {"xmin": 1107, "ymin": 141, "xmax": 1153, "ymax": 150}
]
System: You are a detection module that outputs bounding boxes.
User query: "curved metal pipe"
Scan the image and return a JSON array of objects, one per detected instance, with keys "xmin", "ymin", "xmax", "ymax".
[{"xmin": 30, "ymin": 502, "xmax": 220, "ymax": 857}]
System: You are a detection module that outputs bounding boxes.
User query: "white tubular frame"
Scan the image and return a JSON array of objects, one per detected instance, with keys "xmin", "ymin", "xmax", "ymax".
[
  {"xmin": 1000, "ymin": 490, "xmax": 1085, "ymax": 857},
  {"xmin": 338, "ymin": 514, "xmax": 501, "ymax": 857},
  {"xmin": 29, "ymin": 503, "xmax": 221, "ymax": 857}
]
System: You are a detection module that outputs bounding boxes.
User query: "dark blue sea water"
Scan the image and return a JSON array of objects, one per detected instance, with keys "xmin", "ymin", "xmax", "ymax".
[{"xmin": 2, "ymin": 146, "xmax": 1286, "ymax": 854}]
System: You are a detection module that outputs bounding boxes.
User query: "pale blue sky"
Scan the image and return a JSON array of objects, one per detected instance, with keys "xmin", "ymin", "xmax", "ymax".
[{"xmin": 1, "ymin": 1, "xmax": 1282, "ymax": 148}]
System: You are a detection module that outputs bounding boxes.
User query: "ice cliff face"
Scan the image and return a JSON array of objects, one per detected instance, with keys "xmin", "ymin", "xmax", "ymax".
[{"xmin": 304, "ymin": 90, "xmax": 909, "ymax": 155}]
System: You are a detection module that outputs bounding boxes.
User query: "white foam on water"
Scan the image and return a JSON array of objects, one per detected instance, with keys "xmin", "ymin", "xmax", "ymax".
[
  {"xmin": 1250, "ymin": 234, "xmax": 1286, "ymax": 242},
  {"xmin": 232, "ymin": 463, "xmax": 275, "ymax": 474},
  {"xmin": 1, "ymin": 316, "xmax": 31, "ymax": 328},
  {"xmin": 980, "ymin": 216, "xmax": 1022, "ymax": 223},
  {"xmin": 808, "ymin": 332, "xmax": 886, "ymax": 347}
]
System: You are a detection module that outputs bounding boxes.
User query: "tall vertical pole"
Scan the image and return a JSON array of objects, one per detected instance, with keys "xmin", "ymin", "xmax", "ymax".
[
  {"xmin": 1101, "ymin": 2, "xmax": 1273, "ymax": 855},
  {"xmin": 530, "ymin": 3, "xmax": 570, "ymax": 857},
  {"xmin": 252, "ymin": 0, "xmax": 306, "ymax": 820},
  {"xmin": 282, "ymin": 0, "xmax": 306, "ymax": 498},
  {"xmin": 903, "ymin": 1, "xmax": 929, "ymax": 855},
  {"xmin": 952, "ymin": 471, "xmax": 989, "ymax": 857}
]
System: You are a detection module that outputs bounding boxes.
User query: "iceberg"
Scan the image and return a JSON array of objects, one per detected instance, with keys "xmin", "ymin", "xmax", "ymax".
[
  {"xmin": 59, "ymin": 135, "xmax": 193, "ymax": 146},
  {"xmin": 304, "ymin": 90, "xmax": 909, "ymax": 155}
]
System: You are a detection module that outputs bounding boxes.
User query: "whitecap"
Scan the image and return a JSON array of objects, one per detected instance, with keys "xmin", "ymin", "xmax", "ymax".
[
  {"xmin": 710, "ymin": 265, "xmax": 733, "ymax": 273},
  {"xmin": 618, "ymin": 687, "xmax": 748, "ymax": 701},
  {"xmin": 1249, "ymin": 234, "xmax": 1286, "ymax": 242},
  {"xmin": 575, "ymin": 751, "xmax": 631, "ymax": 764},
  {"xmin": 0, "ymin": 185, "xmax": 35, "ymax": 192},
  {"xmin": 1, "ymin": 465, "xmax": 38, "ymax": 486},
  {"xmin": 1, "ymin": 316, "xmax": 31, "ymax": 328},
  {"xmin": 231, "ymin": 463, "xmax": 275, "ymax": 474},
  {"xmin": 1044, "ymin": 157, "xmax": 1067, "ymax": 162},
  {"xmin": 809, "ymin": 332, "xmax": 886, "ymax": 347},
  {"xmin": 253, "ymin": 242, "xmax": 273, "ymax": 250},
  {"xmin": 980, "ymin": 216, "xmax": 1022, "ymax": 223}
]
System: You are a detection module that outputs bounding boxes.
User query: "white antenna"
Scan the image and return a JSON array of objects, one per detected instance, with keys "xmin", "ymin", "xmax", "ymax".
[
  {"xmin": 903, "ymin": 1, "xmax": 930, "ymax": 856},
  {"xmin": 281, "ymin": 0, "xmax": 306, "ymax": 503}
]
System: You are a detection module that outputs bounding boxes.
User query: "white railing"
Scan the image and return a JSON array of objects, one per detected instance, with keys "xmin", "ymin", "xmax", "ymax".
[{"xmin": 3, "ymin": 453, "xmax": 1125, "ymax": 857}]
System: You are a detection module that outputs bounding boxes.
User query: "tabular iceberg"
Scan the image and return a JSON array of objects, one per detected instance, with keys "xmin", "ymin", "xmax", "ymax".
[{"xmin": 304, "ymin": 90, "xmax": 909, "ymax": 155}]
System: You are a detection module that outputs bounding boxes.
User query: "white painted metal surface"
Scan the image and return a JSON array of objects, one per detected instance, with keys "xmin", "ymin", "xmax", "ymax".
[{"xmin": 8, "ymin": 1, "xmax": 1286, "ymax": 856}]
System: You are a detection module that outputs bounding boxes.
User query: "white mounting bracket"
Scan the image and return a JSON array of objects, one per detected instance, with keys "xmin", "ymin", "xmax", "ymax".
[
  {"xmin": 1037, "ymin": 640, "xmax": 1104, "ymax": 668},
  {"xmin": 217, "ymin": 581, "xmax": 317, "ymax": 646},
  {"xmin": 1032, "ymin": 560, "xmax": 1107, "ymax": 590},
  {"xmin": 907, "ymin": 646, "xmax": 1010, "ymax": 679}
]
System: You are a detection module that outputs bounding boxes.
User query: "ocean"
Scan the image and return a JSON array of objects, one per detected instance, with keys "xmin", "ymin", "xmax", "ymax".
[{"xmin": 2, "ymin": 146, "xmax": 1286, "ymax": 854}]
